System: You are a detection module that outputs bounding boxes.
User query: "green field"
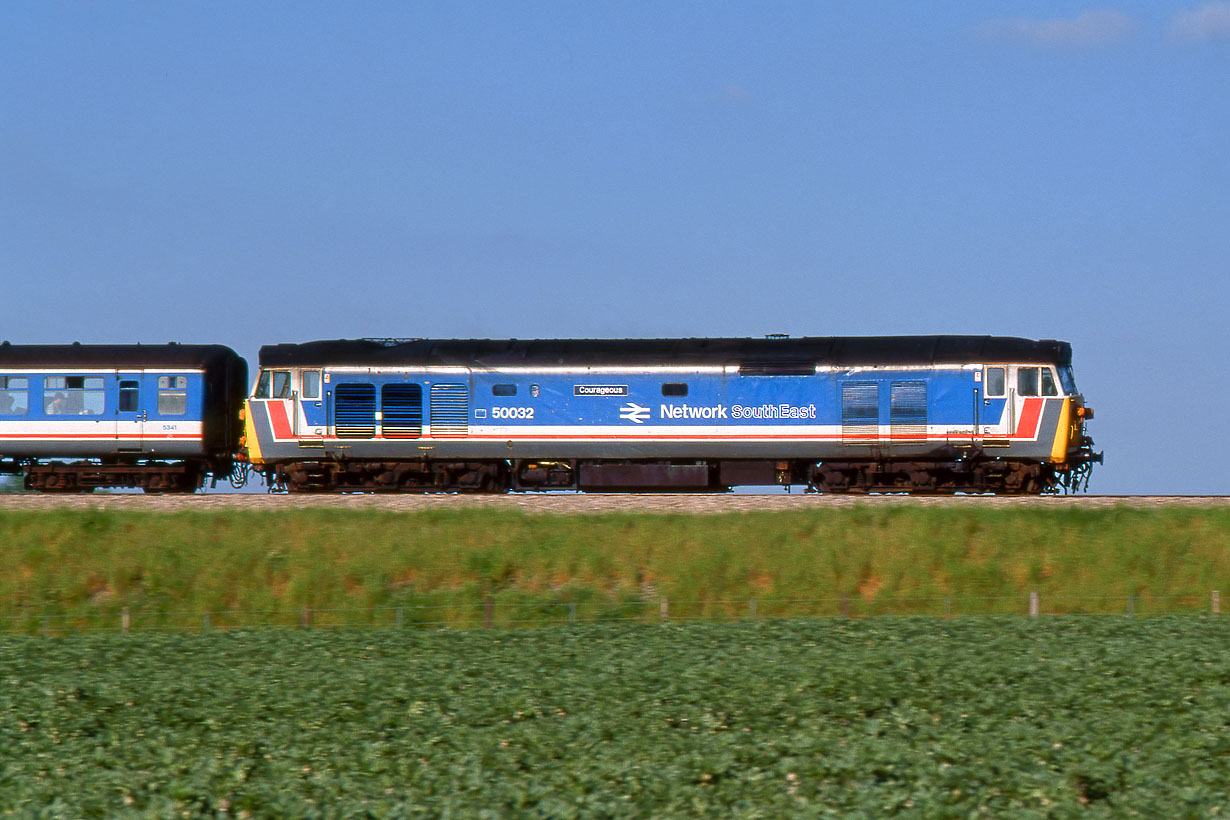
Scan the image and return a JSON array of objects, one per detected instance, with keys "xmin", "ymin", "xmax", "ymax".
[
  {"xmin": 1, "ymin": 506, "xmax": 1228, "ymax": 631},
  {"xmin": 2, "ymin": 618, "xmax": 1227, "ymax": 818}
]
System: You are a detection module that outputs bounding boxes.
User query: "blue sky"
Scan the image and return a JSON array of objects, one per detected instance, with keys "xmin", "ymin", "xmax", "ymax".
[{"xmin": 2, "ymin": 2, "xmax": 1228, "ymax": 493}]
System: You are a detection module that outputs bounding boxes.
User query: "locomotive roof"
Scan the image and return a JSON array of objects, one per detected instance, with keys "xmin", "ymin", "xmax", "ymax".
[
  {"xmin": 260, "ymin": 336, "xmax": 1073, "ymax": 368},
  {"xmin": 0, "ymin": 342, "xmax": 243, "ymax": 369}
]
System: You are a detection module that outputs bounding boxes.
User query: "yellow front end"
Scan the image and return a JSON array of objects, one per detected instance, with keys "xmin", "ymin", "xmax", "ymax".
[
  {"xmin": 1049, "ymin": 398, "xmax": 1073, "ymax": 463},
  {"xmin": 240, "ymin": 400, "xmax": 266, "ymax": 466},
  {"xmin": 1050, "ymin": 397, "xmax": 1097, "ymax": 466}
]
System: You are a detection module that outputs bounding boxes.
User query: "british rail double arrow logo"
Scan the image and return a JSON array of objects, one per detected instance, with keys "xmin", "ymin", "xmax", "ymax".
[{"xmin": 619, "ymin": 402, "xmax": 651, "ymax": 424}]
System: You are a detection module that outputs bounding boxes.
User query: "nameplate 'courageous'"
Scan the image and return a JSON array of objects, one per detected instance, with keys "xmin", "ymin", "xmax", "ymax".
[{"xmin": 574, "ymin": 385, "xmax": 629, "ymax": 397}]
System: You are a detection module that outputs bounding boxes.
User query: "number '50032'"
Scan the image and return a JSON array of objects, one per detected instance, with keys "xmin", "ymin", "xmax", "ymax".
[{"xmin": 491, "ymin": 407, "xmax": 534, "ymax": 420}]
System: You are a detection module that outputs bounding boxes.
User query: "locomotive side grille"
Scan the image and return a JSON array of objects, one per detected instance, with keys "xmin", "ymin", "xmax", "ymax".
[
  {"xmin": 890, "ymin": 381, "xmax": 927, "ymax": 440},
  {"xmin": 429, "ymin": 383, "xmax": 469, "ymax": 438},
  {"xmin": 841, "ymin": 381, "xmax": 879, "ymax": 443},
  {"xmin": 381, "ymin": 383, "xmax": 423, "ymax": 439},
  {"xmin": 334, "ymin": 383, "xmax": 376, "ymax": 438}
]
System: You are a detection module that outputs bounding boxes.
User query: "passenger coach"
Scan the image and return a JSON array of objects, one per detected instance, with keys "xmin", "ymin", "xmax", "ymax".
[
  {"xmin": 243, "ymin": 336, "xmax": 1100, "ymax": 494},
  {"xmin": 0, "ymin": 343, "xmax": 247, "ymax": 492}
]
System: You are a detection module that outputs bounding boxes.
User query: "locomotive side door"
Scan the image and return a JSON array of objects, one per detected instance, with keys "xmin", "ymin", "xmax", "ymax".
[
  {"xmin": 297, "ymin": 369, "xmax": 325, "ymax": 447},
  {"xmin": 981, "ymin": 366, "xmax": 1008, "ymax": 438}
]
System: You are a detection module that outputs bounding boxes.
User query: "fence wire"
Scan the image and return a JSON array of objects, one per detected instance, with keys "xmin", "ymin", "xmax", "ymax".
[{"xmin": 2, "ymin": 591, "xmax": 1222, "ymax": 635}]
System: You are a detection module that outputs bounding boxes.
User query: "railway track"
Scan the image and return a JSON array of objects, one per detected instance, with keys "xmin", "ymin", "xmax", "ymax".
[{"xmin": 0, "ymin": 493, "xmax": 1226, "ymax": 514}]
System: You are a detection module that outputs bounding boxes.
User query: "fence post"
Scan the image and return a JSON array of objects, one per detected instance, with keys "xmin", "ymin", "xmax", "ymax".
[
  {"xmin": 1029, "ymin": 591, "xmax": 1039, "ymax": 617},
  {"xmin": 300, "ymin": 606, "xmax": 311, "ymax": 629},
  {"xmin": 840, "ymin": 596, "xmax": 850, "ymax": 618},
  {"xmin": 202, "ymin": 612, "xmax": 211, "ymax": 632},
  {"xmin": 1212, "ymin": 591, "xmax": 1220, "ymax": 616},
  {"xmin": 1126, "ymin": 595, "xmax": 1135, "ymax": 617},
  {"xmin": 568, "ymin": 602, "xmax": 577, "ymax": 625},
  {"xmin": 660, "ymin": 598, "xmax": 669, "ymax": 621},
  {"xmin": 483, "ymin": 595, "xmax": 494, "ymax": 629},
  {"xmin": 749, "ymin": 599, "xmax": 757, "ymax": 620},
  {"xmin": 396, "ymin": 607, "xmax": 403, "ymax": 629},
  {"xmin": 944, "ymin": 597, "xmax": 952, "ymax": 619},
  {"xmin": 122, "ymin": 607, "xmax": 131, "ymax": 634}
]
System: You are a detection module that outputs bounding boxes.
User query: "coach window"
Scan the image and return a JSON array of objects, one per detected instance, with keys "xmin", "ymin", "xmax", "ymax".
[
  {"xmin": 119, "ymin": 380, "xmax": 140, "ymax": 412},
  {"xmin": 44, "ymin": 376, "xmax": 104, "ymax": 415},
  {"xmin": 302, "ymin": 370, "xmax": 321, "ymax": 400},
  {"xmin": 1040, "ymin": 368, "xmax": 1058, "ymax": 397},
  {"xmin": 158, "ymin": 376, "xmax": 188, "ymax": 415},
  {"xmin": 984, "ymin": 367, "xmax": 1005, "ymax": 398},
  {"xmin": 0, "ymin": 377, "xmax": 28, "ymax": 415},
  {"xmin": 1017, "ymin": 367, "xmax": 1040, "ymax": 397},
  {"xmin": 80, "ymin": 378, "xmax": 105, "ymax": 414},
  {"xmin": 661, "ymin": 382, "xmax": 688, "ymax": 397}
]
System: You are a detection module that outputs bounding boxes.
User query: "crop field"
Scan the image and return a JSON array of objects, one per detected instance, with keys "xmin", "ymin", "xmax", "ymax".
[
  {"xmin": 1, "ymin": 505, "xmax": 1228, "ymax": 631},
  {"xmin": 2, "ymin": 617, "xmax": 1228, "ymax": 818}
]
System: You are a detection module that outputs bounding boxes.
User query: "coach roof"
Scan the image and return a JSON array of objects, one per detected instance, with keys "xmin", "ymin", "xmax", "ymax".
[
  {"xmin": 0, "ymin": 342, "xmax": 242, "ymax": 369},
  {"xmin": 259, "ymin": 336, "xmax": 1073, "ymax": 368}
]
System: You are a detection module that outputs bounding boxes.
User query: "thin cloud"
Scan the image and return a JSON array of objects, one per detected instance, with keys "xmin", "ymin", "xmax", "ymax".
[
  {"xmin": 722, "ymin": 84, "xmax": 750, "ymax": 102},
  {"xmin": 972, "ymin": 9, "xmax": 1136, "ymax": 47},
  {"xmin": 1169, "ymin": 2, "xmax": 1230, "ymax": 42}
]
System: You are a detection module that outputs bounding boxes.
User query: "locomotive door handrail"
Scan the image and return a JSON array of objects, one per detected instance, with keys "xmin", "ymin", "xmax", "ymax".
[{"xmin": 973, "ymin": 387, "xmax": 980, "ymax": 443}]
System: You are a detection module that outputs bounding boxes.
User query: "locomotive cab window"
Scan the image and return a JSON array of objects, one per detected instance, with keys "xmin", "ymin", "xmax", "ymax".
[
  {"xmin": 157, "ymin": 376, "xmax": 188, "ymax": 415},
  {"xmin": 302, "ymin": 370, "xmax": 321, "ymax": 400},
  {"xmin": 0, "ymin": 376, "xmax": 29, "ymax": 415},
  {"xmin": 1058, "ymin": 366, "xmax": 1077, "ymax": 395},
  {"xmin": 492, "ymin": 384, "xmax": 517, "ymax": 397},
  {"xmin": 1040, "ymin": 368, "xmax": 1058, "ymax": 397},
  {"xmin": 984, "ymin": 367, "xmax": 1005, "ymax": 397},
  {"xmin": 661, "ymin": 382, "xmax": 688, "ymax": 397},
  {"xmin": 1017, "ymin": 367, "xmax": 1040, "ymax": 397},
  {"xmin": 253, "ymin": 370, "xmax": 292, "ymax": 399}
]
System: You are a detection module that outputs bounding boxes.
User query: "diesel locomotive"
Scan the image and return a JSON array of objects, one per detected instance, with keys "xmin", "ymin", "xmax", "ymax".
[
  {"xmin": 0, "ymin": 335, "xmax": 1100, "ymax": 494},
  {"xmin": 242, "ymin": 335, "xmax": 1100, "ymax": 495}
]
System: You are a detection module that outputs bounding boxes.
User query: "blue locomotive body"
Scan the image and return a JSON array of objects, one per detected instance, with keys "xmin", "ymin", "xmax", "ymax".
[{"xmin": 245, "ymin": 336, "xmax": 1099, "ymax": 494}]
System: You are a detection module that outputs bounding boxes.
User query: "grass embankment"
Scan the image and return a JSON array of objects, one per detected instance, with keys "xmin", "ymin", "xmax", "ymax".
[
  {"xmin": 3, "ymin": 619, "xmax": 1229, "ymax": 817},
  {"xmin": 1, "ymin": 506, "xmax": 1228, "ymax": 630}
]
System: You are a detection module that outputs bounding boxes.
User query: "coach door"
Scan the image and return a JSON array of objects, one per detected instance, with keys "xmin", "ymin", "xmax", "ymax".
[{"xmin": 114, "ymin": 371, "xmax": 147, "ymax": 452}]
